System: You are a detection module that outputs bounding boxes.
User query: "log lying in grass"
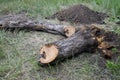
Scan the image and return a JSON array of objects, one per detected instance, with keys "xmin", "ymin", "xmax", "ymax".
[
  {"xmin": 38, "ymin": 26, "xmax": 117, "ymax": 65},
  {"xmin": 0, "ymin": 14, "xmax": 105, "ymax": 38},
  {"xmin": 0, "ymin": 14, "xmax": 117, "ymax": 65},
  {"xmin": 0, "ymin": 14, "xmax": 75, "ymax": 37},
  {"xmin": 38, "ymin": 27, "xmax": 100, "ymax": 65}
]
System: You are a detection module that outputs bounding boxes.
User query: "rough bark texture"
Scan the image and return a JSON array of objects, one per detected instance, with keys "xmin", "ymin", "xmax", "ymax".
[
  {"xmin": 38, "ymin": 26, "xmax": 119, "ymax": 65},
  {"xmin": 54, "ymin": 30, "xmax": 98, "ymax": 57},
  {"xmin": 0, "ymin": 14, "xmax": 75, "ymax": 37},
  {"xmin": 39, "ymin": 28, "xmax": 99, "ymax": 65}
]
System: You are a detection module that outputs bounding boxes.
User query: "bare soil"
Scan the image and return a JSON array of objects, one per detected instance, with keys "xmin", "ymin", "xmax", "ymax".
[{"xmin": 46, "ymin": 4, "xmax": 108, "ymax": 24}]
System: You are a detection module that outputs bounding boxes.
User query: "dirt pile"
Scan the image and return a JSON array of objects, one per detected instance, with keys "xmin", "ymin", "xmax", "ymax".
[{"xmin": 46, "ymin": 4, "xmax": 108, "ymax": 24}]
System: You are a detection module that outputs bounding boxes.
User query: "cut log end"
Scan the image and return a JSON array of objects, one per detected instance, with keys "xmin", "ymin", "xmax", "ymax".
[
  {"xmin": 39, "ymin": 44, "xmax": 58, "ymax": 64},
  {"xmin": 64, "ymin": 26, "xmax": 75, "ymax": 37}
]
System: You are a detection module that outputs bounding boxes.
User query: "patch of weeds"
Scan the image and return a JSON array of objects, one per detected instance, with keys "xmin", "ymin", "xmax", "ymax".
[
  {"xmin": 7, "ymin": 69, "xmax": 22, "ymax": 80},
  {"xmin": 46, "ymin": 78, "xmax": 57, "ymax": 80},
  {"xmin": 106, "ymin": 60, "xmax": 120, "ymax": 73},
  {"xmin": 113, "ymin": 26, "xmax": 120, "ymax": 34},
  {"xmin": 106, "ymin": 60, "xmax": 120, "ymax": 79},
  {"xmin": 0, "ymin": 46, "xmax": 5, "ymax": 60},
  {"xmin": 0, "ymin": 38, "xmax": 6, "ymax": 60},
  {"xmin": 111, "ymin": 48, "xmax": 119, "ymax": 53},
  {"xmin": 0, "ymin": 65, "xmax": 11, "ymax": 77}
]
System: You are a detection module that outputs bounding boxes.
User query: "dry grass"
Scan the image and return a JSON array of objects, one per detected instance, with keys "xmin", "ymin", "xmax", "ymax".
[{"xmin": 0, "ymin": 0, "xmax": 120, "ymax": 80}]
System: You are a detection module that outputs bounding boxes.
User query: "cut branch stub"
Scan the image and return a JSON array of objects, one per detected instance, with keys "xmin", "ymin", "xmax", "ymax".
[
  {"xmin": 98, "ymin": 42, "xmax": 113, "ymax": 49},
  {"xmin": 98, "ymin": 41, "xmax": 114, "ymax": 59},
  {"xmin": 64, "ymin": 26, "xmax": 75, "ymax": 37},
  {"xmin": 102, "ymin": 49, "xmax": 112, "ymax": 59},
  {"xmin": 39, "ymin": 44, "xmax": 58, "ymax": 64}
]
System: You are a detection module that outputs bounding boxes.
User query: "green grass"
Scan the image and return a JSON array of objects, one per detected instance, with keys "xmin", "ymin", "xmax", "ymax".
[
  {"xmin": 0, "ymin": 0, "xmax": 120, "ymax": 80},
  {"xmin": 106, "ymin": 60, "xmax": 120, "ymax": 80},
  {"xmin": 0, "ymin": 0, "xmax": 119, "ymax": 18}
]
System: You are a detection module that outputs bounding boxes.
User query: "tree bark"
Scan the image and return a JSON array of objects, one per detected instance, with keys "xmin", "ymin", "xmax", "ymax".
[
  {"xmin": 0, "ymin": 14, "xmax": 116, "ymax": 65},
  {"xmin": 38, "ymin": 28, "xmax": 99, "ymax": 65},
  {"xmin": 0, "ymin": 14, "xmax": 75, "ymax": 37}
]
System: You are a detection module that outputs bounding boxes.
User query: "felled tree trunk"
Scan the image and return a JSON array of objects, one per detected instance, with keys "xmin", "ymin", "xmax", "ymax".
[
  {"xmin": 38, "ymin": 26, "xmax": 116, "ymax": 65},
  {"xmin": 38, "ymin": 27, "xmax": 99, "ymax": 65},
  {"xmin": 0, "ymin": 14, "xmax": 116, "ymax": 65},
  {"xmin": 0, "ymin": 14, "xmax": 75, "ymax": 37}
]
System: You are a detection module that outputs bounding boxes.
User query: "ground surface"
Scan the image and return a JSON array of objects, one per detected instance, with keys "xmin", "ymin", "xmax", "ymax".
[
  {"xmin": 46, "ymin": 4, "xmax": 108, "ymax": 24},
  {"xmin": 0, "ymin": 0, "xmax": 120, "ymax": 80}
]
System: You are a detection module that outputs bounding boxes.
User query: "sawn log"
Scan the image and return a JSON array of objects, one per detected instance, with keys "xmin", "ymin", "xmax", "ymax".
[
  {"xmin": 0, "ymin": 14, "xmax": 75, "ymax": 37},
  {"xmin": 38, "ymin": 27, "xmax": 100, "ymax": 65}
]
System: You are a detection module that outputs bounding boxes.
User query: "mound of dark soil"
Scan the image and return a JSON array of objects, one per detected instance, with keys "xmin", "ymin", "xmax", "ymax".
[
  {"xmin": 46, "ymin": 4, "xmax": 108, "ymax": 24},
  {"xmin": 103, "ymin": 31, "xmax": 120, "ymax": 50}
]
